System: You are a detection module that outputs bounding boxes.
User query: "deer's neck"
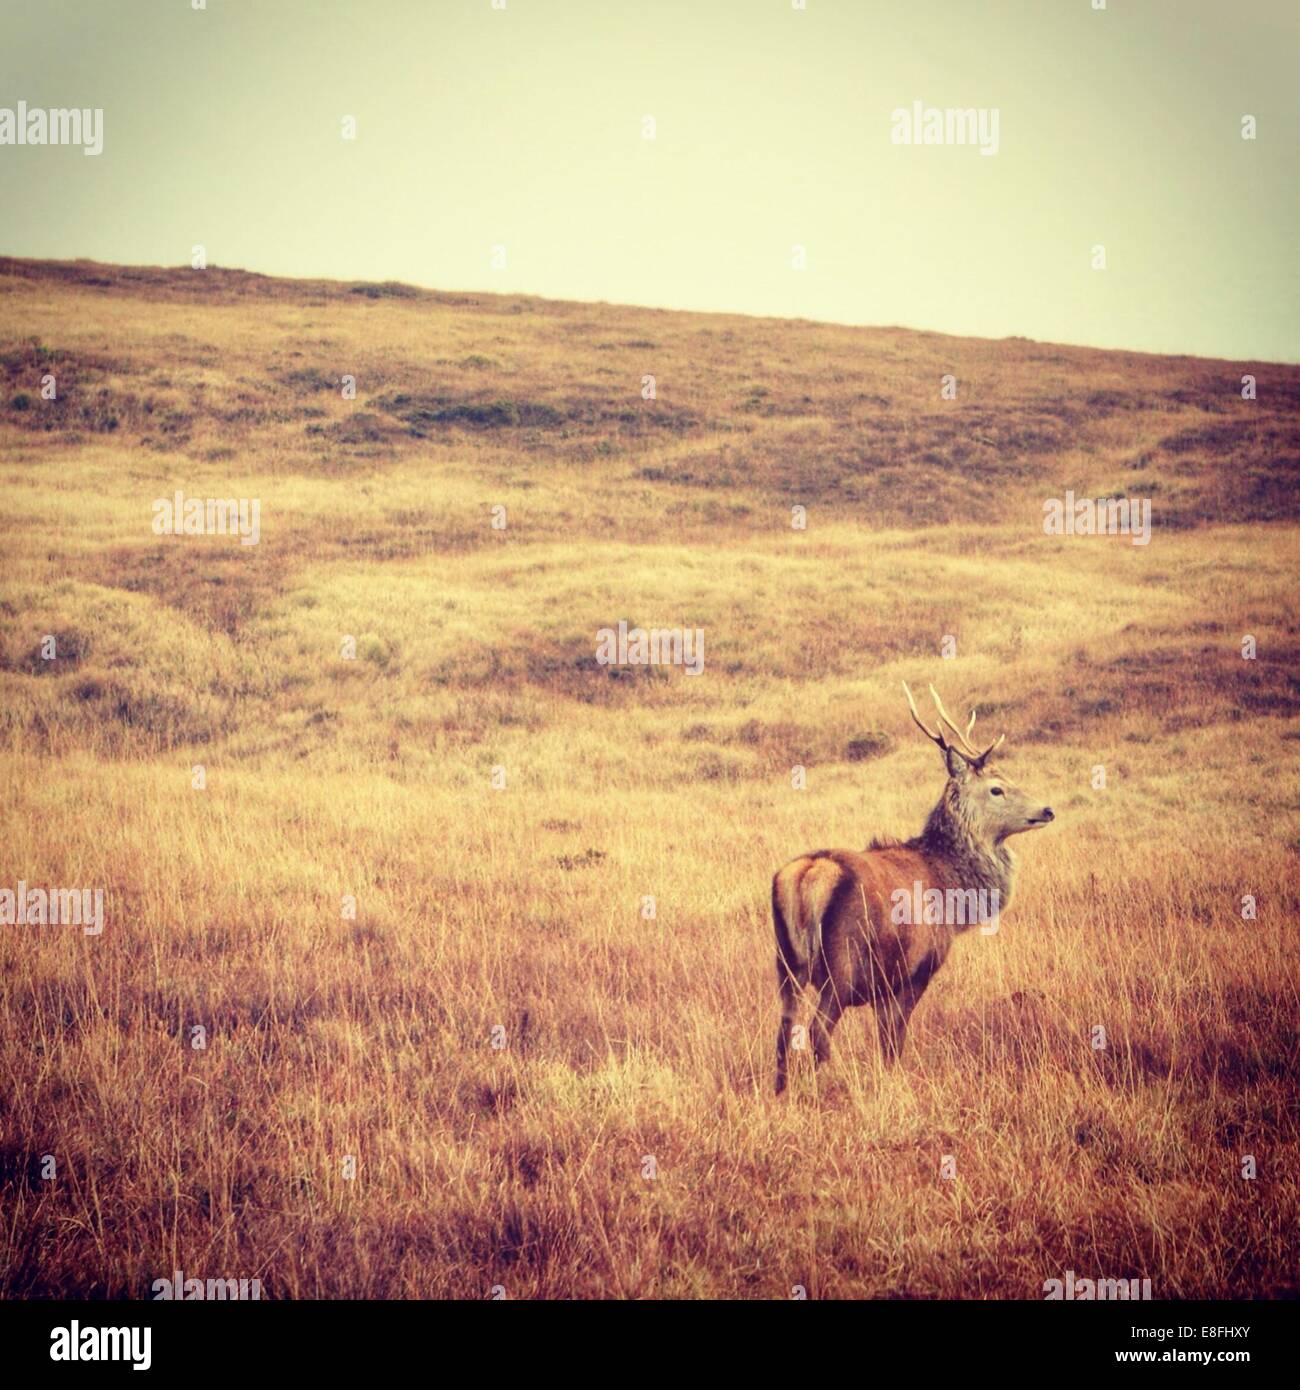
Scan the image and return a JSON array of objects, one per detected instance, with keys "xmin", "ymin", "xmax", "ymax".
[{"xmin": 915, "ymin": 797, "xmax": 1015, "ymax": 910}]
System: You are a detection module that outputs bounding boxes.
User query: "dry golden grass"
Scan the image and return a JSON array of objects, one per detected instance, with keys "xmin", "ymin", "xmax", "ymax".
[{"xmin": 1, "ymin": 257, "xmax": 1297, "ymax": 1298}]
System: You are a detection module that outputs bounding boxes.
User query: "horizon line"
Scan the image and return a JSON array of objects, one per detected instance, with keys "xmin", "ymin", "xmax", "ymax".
[{"xmin": 4, "ymin": 250, "xmax": 1298, "ymax": 371}]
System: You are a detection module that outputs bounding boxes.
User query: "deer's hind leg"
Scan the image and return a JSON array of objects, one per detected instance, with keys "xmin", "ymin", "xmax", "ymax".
[{"xmin": 774, "ymin": 960, "xmax": 803, "ymax": 1095}]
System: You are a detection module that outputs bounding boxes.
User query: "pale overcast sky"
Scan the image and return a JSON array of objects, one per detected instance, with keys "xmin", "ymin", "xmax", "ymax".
[{"xmin": 1, "ymin": 0, "xmax": 1297, "ymax": 361}]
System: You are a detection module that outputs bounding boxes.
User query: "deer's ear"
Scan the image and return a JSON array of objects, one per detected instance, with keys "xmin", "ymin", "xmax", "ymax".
[{"xmin": 945, "ymin": 746, "xmax": 970, "ymax": 779}]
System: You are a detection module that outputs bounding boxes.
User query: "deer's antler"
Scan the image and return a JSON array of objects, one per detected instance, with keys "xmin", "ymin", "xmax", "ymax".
[
  {"xmin": 902, "ymin": 682, "xmax": 1005, "ymax": 767},
  {"xmin": 902, "ymin": 680, "xmax": 948, "ymax": 749},
  {"xmin": 927, "ymin": 685, "xmax": 980, "ymax": 756}
]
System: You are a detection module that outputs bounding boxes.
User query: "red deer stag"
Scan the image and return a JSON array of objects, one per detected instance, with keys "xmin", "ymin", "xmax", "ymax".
[{"xmin": 771, "ymin": 684, "xmax": 1054, "ymax": 1093}]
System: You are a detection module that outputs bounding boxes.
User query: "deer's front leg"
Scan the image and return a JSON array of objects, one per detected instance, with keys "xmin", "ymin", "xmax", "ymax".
[
  {"xmin": 875, "ymin": 992, "xmax": 912, "ymax": 1065},
  {"xmin": 876, "ymin": 950, "xmax": 940, "ymax": 1065},
  {"xmin": 809, "ymin": 987, "xmax": 843, "ymax": 1067}
]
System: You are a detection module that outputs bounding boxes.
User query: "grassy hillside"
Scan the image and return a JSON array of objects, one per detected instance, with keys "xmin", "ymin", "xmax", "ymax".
[{"xmin": 1, "ymin": 256, "xmax": 1297, "ymax": 1298}]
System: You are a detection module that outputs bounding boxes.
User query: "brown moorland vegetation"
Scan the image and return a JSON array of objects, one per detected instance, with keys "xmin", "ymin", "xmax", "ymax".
[{"xmin": 0, "ymin": 256, "xmax": 1297, "ymax": 1298}]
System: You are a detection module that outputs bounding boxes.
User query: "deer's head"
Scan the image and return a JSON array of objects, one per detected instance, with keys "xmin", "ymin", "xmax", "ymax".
[{"xmin": 903, "ymin": 682, "xmax": 1055, "ymax": 844}]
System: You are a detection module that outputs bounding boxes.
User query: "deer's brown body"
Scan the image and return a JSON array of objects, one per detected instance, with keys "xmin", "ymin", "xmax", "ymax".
[{"xmin": 772, "ymin": 685, "xmax": 1054, "ymax": 1094}]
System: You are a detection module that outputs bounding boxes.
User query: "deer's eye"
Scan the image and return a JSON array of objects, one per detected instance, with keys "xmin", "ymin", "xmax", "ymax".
[{"xmin": 989, "ymin": 786, "xmax": 1004, "ymax": 796}]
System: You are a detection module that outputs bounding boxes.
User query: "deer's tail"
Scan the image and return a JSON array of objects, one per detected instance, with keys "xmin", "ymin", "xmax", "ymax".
[{"xmin": 772, "ymin": 866, "xmax": 809, "ymax": 988}]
